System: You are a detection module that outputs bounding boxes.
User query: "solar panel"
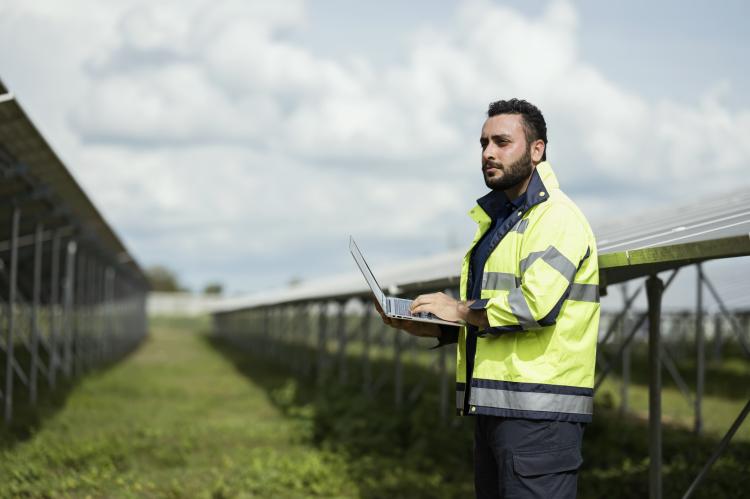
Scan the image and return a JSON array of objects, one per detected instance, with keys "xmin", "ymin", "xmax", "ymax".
[
  {"xmin": 594, "ymin": 188, "xmax": 750, "ymax": 252},
  {"xmin": 216, "ymin": 185, "xmax": 750, "ymax": 312},
  {"xmin": 0, "ymin": 79, "xmax": 147, "ymax": 287}
]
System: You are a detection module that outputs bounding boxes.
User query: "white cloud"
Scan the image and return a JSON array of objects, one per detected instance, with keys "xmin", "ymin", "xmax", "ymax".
[{"xmin": 1, "ymin": 0, "xmax": 748, "ymax": 293}]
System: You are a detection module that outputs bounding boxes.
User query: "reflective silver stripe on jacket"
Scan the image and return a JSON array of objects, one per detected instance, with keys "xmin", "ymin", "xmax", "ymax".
[
  {"xmin": 482, "ymin": 272, "xmax": 520, "ymax": 291},
  {"xmin": 568, "ymin": 283, "xmax": 599, "ymax": 303},
  {"xmin": 512, "ymin": 218, "xmax": 530, "ymax": 234},
  {"xmin": 519, "ymin": 245, "xmax": 577, "ymax": 282},
  {"xmin": 508, "ymin": 287, "xmax": 540, "ymax": 329},
  {"xmin": 456, "ymin": 389, "xmax": 465, "ymax": 409},
  {"xmin": 470, "ymin": 387, "xmax": 593, "ymax": 415}
]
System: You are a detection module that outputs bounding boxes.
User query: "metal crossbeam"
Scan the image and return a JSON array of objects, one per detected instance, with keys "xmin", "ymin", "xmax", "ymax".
[
  {"xmin": 682, "ymin": 399, "xmax": 750, "ymax": 499},
  {"xmin": 660, "ymin": 343, "xmax": 692, "ymax": 405},
  {"xmin": 594, "ymin": 269, "xmax": 679, "ymax": 393},
  {"xmin": 702, "ymin": 273, "xmax": 750, "ymax": 357}
]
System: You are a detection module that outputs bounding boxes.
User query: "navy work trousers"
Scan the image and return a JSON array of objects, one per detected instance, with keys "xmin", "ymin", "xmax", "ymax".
[{"xmin": 474, "ymin": 416, "xmax": 585, "ymax": 499}]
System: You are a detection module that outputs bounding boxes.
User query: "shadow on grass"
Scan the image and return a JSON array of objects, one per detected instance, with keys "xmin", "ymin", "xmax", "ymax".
[
  {"xmin": 0, "ymin": 336, "xmax": 146, "ymax": 451},
  {"xmin": 207, "ymin": 333, "xmax": 750, "ymax": 499}
]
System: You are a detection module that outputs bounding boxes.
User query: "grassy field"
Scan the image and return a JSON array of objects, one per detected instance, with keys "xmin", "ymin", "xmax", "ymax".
[
  {"xmin": 595, "ymin": 347, "xmax": 750, "ymax": 442},
  {"xmin": 1, "ymin": 316, "xmax": 748, "ymax": 498},
  {"xmin": 0, "ymin": 316, "xmax": 361, "ymax": 498}
]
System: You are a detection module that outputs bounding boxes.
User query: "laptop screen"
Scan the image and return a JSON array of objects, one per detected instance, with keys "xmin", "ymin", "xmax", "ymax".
[{"xmin": 349, "ymin": 237, "xmax": 386, "ymax": 307}]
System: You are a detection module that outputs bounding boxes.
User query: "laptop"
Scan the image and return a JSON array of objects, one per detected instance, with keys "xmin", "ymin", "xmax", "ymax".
[{"xmin": 349, "ymin": 236, "xmax": 462, "ymax": 326}]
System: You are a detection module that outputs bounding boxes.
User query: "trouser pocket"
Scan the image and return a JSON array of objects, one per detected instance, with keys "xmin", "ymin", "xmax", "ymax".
[{"xmin": 509, "ymin": 444, "xmax": 582, "ymax": 498}]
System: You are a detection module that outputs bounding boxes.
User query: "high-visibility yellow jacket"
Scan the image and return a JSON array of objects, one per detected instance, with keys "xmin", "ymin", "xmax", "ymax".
[{"xmin": 457, "ymin": 162, "xmax": 599, "ymax": 422}]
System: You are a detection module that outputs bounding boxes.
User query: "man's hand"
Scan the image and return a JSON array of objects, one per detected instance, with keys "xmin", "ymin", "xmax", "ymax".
[
  {"xmin": 410, "ymin": 292, "xmax": 465, "ymax": 322},
  {"xmin": 372, "ymin": 300, "xmax": 441, "ymax": 338},
  {"xmin": 411, "ymin": 292, "xmax": 490, "ymax": 329}
]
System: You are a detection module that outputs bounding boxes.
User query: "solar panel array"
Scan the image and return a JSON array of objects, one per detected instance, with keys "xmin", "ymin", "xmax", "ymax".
[
  {"xmin": 215, "ymin": 185, "xmax": 750, "ymax": 313},
  {"xmin": 0, "ymin": 78, "xmax": 147, "ymax": 293},
  {"xmin": 594, "ymin": 188, "xmax": 750, "ymax": 253}
]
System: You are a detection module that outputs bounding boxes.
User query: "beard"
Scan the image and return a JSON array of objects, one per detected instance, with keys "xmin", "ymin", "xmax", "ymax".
[{"xmin": 483, "ymin": 147, "xmax": 534, "ymax": 191}]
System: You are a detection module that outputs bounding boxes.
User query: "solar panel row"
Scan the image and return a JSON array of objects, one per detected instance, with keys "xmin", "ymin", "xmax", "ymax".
[{"xmin": 215, "ymin": 184, "xmax": 750, "ymax": 313}]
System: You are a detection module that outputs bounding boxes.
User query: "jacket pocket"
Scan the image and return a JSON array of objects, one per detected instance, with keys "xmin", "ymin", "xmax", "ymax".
[{"xmin": 512, "ymin": 444, "xmax": 583, "ymax": 477}]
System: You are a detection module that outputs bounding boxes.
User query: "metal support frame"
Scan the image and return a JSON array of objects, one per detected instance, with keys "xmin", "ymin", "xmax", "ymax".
[
  {"xmin": 682, "ymin": 400, "xmax": 750, "ymax": 499},
  {"xmin": 695, "ymin": 264, "xmax": 704, "ymax": 435},
  {"xmin": 210, "ymin": 260, "xmax": 750, "ymax": 498},
  {"xmin": 595, "ymin": 269, "xmax": 679, "ymax": 393},
  {"xmin": 620, "ymin": 283, "xmax": 631, "ymax": 416},
  {"xmin": 394, "ymin": 322, "xmax": 403, "ymax": 408},
  {"xmin": 317, "ymin": 302, "xmax": 328, "ymax": 386},
  {"xmin": 703, "ymin": 273, "xmax": 750, "ymax": 357},
  {"xmin": 49, "ymin": 231, "xmax": 61, "ymax": 388},
  {"xmin": 646, "ymin": 275, "xmax": 664, "ymax": 499},
  {"xmin": 29, "ymin": 222, "xmax": 43, "ymax": 403},
  {"xmin": 4, "ymin": 207, "xmax": 20, "ymax": 422},
  {"xmin": 713, "ymin": 313, "xmax": 723, "ymax": 362},
  {"xmin": 362, "ymin": 306, "xmax": 372, "ymax": 394},
  {"xmin": 337, "ymin": 301, "xmax": 348, "ymax": 384},
  {"xmin": 63, "ymin": 241, "xmax": 77, "ymax": 378}
]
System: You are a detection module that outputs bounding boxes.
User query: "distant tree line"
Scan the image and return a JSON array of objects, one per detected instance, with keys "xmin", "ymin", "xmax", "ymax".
[{"xmin": 146, "ymin": 265, "xmax": 223, "ymax": 295}]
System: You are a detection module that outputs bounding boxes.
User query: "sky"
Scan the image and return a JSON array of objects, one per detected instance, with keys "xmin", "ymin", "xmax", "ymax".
[{"xmin": 0, "ymin": 0, "xmax": 749, "ymax": 304}]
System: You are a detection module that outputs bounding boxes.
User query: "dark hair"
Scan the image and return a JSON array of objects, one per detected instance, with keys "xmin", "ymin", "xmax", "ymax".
[{"xmin": 487, "ymin": 98, "xmax": 547, "ymax": 161}]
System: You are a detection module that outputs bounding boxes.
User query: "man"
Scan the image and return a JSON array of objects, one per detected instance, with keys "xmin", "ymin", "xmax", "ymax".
[{"xmin": 375, "ymin": 99, "xmax": 599, "ymax": 498}]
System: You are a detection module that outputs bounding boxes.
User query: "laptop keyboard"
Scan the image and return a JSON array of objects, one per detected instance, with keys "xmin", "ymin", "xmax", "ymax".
[{"xmin": 391, "ymin": 298, "xmax": 431, "ymax": 318}]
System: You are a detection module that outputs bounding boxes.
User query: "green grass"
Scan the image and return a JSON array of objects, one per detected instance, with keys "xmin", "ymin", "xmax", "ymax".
[
  {"xmin": 1, "ymin": 316, "xmax": 749, "ymax": 498},
  {"xmin": 596, "ymin": 376, "xmax": 750, "ymax": 441},
  {"xmin": 0, "ymin": 317, "xmax": 359, "ymax": 498},
  {"xmin": 595, "ymin": 343, "xmax": 750, "ymax": 442}
]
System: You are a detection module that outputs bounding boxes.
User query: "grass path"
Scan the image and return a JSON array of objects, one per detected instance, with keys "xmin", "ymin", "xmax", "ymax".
[{"xmin": 0, "ymin": 318, "xmax": 357, "ymax": 498}]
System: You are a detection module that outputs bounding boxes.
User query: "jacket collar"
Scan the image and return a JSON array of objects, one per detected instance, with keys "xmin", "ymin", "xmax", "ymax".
[{"xmin": 469, "ymin": 161, "xmax": 557, "ymax": 223}]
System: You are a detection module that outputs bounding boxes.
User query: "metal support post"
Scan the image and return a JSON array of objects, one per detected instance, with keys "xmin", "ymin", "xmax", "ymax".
[
  {"xmin": 317, "ymin": 303, "xmax": 328, "ymax": 386},
  {"xmin": 300, "ymin": 303, "xmax": 312, "ymax": 378},
  {"xmin": 278, "ymin": 306, "xmax": 286, "ymax": 363},
  {"xmin": 105, "ymin": 267, "xmax": 115, "ymax": 363},
  {"xmin": 94, "ymin": 260, "xmax": 101, "ymax": 366},
  {"xmin": 87, "ymin": 257, "xmax": 96, "ymax": 370},
  {"xmin": 394, "ymin": 328, "xmax": 403, "ymax": 408},
  {"xmin": 620, "ymin": 283, "xmax": 630, "ymax": 416},
  {"xmin": 75, "ymin": 251, "xmax": 86, "ymax": 376},
  {"xmin": 362, "ymin": 305, "xmax": 372, "ymax": 394},
  {"xmin": 439, "ymin": 337, "xmax": 449, "ymax": 424},
  {"xmin": 49, "ymin": 231, "xmax": 61, "ymax": 388},
  {"xmin": 646, "ymin": 275, "xmax": 664, "ymax": 499},
  {"xmin": 4, "ymin": 207, "xmax": 20, "ymax": 422},
  {"xmin": 695, "ymin": 264, "xmax": 704, "ymax": 434},
  {"xmin": 30, "ymin": 223, "xmax": 43, "ymax": 404},
  {"xmin": 290, "ymin": 305, "xmax": 300, "ymax": 371},
  {"xmin": 263, "ymin": 307, "xmax": 270, "ymax": 356},
  {"xmin": 277, "ymin": 306, "xmax": 285, "ymax": 364},
  {"xmin": 712, "ymin": 314, "xmax": 723, "ymax": 362},
  {"xmin": 337, "ymin": 301, "xmax": 347, "ymax": 383},
  {"xmin": 273, "ymin": 307, "xmax": 281, "ymax": 361},
  {"xmin": 63, "ymin": 241, "xmax": 77, "ymax": 378}
]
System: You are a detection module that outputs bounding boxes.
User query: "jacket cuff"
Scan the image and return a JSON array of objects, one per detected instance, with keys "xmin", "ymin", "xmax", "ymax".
[
  {"xmin": 430, "ymin": 324, "xmax": 459, "ymax": 349},
  {"xmin": 469, "ymin": 298, "xmax": 489, "ymax": 311}
]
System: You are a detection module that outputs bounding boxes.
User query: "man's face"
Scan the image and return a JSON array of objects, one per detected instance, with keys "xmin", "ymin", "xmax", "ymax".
[{"xmin": 480, "ymin": 114, "xmax": 533, "ymax": 191}]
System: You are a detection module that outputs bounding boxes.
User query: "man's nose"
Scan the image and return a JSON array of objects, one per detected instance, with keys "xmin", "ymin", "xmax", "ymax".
[{"xmin": 483, "ymin": 146, "xmax": 496, "ymax": 162}]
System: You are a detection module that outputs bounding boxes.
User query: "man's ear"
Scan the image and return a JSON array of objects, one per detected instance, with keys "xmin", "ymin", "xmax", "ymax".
[{"xmin": 530, "ymin": 139, "xmax": 545, "ymax": 163}]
